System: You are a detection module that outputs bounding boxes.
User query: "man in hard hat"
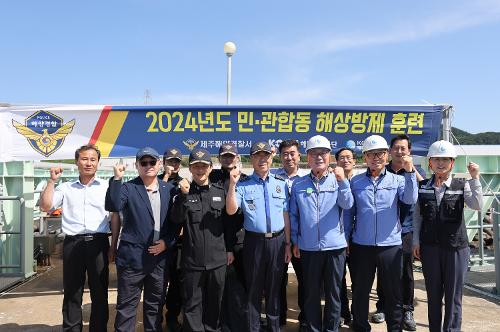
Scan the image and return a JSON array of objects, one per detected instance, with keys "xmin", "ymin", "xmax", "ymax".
[
  {"xmin": 344, "ymin": 135, "xmax": 418, "ymax": 332},
  {"xmin": 371, "ymin": 134, "xmax": 425, "ymax": 331},
  {"xmin": 226, "ymin": 141, "xmax": 292, "ymax": 332},
  {"xmin": 271, "ymin": 139, "xmax": 308, "ymax": 329},
  {"xmin": 289, "ymin": 135, "xmax": 354, "ymax": 331},
  {"xmin": 412, "ymin": 140, "xmax": 483, "ymax": 332}
]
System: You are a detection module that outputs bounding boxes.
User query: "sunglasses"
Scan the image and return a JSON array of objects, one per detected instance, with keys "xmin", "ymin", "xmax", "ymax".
[{"xmin": 139, "ymin": 160, "xmax": 157, "ymax": 167}]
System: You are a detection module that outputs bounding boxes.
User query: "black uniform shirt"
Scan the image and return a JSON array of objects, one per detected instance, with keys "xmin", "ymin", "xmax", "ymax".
[{"xmin": 170, "ymin": 181, "xmax": 230, "ymax": 270}]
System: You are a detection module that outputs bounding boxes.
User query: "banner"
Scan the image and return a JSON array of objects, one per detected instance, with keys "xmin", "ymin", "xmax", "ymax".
[{"xmin": 1, "ymin": 105, "xmax": 444, "ymax": 161}]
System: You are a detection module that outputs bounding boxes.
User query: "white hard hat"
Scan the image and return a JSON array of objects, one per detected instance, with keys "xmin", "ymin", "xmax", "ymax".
[
  {"xmin": 427, "ymin": 140, "xmax": 457, "ymax": 158},
  {"xmin": 362, "ymin": 135, "xmax": 389, "ymax": 153},
  {"xmin": 306, "ymin": 135, "xmax": 331, "ymax": 152}
]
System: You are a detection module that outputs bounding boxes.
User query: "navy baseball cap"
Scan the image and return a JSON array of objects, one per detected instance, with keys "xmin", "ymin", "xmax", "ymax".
[
  {"xmin": 136, "ymin": 147, "xmax": 160, "ymax": 160},
  {"xmin": 250, "ymin": 141, "xmax": 272, "ymax": 155},
  {"xmin": 219, "ymin": 143, "xmax": 238, "ymax": 156},
  {"xmin": 163, "ymin": 147, "xmax": 183, "ymax": 160},
  {"xmin": 189, "ymin": 148, "xmax": 212, "ymax": 165}
]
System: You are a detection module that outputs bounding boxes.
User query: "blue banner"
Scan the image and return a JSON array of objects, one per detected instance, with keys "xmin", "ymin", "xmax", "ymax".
[{"xmin": 109, "ymin": 105, "xmax": 444, "ymax": 157}]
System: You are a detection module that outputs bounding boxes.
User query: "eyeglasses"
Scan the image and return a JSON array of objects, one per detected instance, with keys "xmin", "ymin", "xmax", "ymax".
[
  {"xmin": 431, "ymin": 157, "xmax": 453, "ymax": 163},
  {"xmin": 309, "ymin": 149, "xmax": 330, "ymax": 157},
  {"xmin": 337, "ymin": 156, "xmax": 353, "ymax": 161},
  {"xmin": 140, "ymin": 160, "xmax": 157, "ymax": 167},
  {"xmin": 365, "ymin": 151, "xmax": 387, "ymax": 159}
]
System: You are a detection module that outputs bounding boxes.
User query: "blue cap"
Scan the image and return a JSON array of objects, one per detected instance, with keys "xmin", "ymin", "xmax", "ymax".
[{"xmin": 136, "ymin": 147, "xmax": 160, "ymax": 160}]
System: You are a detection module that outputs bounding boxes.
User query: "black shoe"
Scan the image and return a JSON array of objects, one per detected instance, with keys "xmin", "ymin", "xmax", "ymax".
[
  {"xmin": 167, "ymin": 319, "xmax": 182, "ymax": 332},
  {"xmin": 299, "ymin": 321, "xmax": 308, "ymax": 332},
  {"xmin": 342, "ymin": 314, "xmax": 353, "ymax": 326},
  {"xmin": 371, "ymin": 311, "xmax": 385, "ymax": 324},
  {"xmin": 402, "ymin": 311, "xmax": 416, "ymax": 331}
]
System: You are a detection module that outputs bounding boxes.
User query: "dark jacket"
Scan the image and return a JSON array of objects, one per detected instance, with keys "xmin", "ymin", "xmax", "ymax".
[
  {"xmin": 170, "ymin": 181, "xmax": 231, "ymax": 270},
  {"xmin": 210, "ymin": 168, "xmax": 247, "ymax": 246},
  {"xmin": 105, "ymin": 177, "xmax": 176, "ymax": 271},
  {"xmin": 387, "ymin": 162, "xmax": 426, "ymax": 234}
]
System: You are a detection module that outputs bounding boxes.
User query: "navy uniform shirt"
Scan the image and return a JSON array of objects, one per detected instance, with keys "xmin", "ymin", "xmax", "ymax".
[{"xmin": 235, "ymin": 172, "xmax": 288, "ymax": 233}]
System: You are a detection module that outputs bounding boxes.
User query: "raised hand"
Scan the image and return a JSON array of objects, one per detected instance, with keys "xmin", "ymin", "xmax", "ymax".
[
  {"xmin": 229, "ymin": 167, "xmax": 241, "ymax": 184},
  {"xmin": 332, "ymin": 166, "xmax": 345, "ymax": 181},
  {"xmin": 178, "ymin": 178, "xmax": 190, "ymax": 194},
  {"xmin": 401, "ymin": 155, "xmax": 414, "ymax": 173},
  {"xmin": 163, "ymin": 165, "xmax": 174, "ymax": 181},
  {"xmin": 49, "ymin": 167, "xmax": 63, "ymax": 182},
  {"xmin": 467, "ymin": 161, "xmax": 480, "ymax": 179},
  {"xmin": 113, "ymin": 164, "xmax": 126, "ymax": 179}
]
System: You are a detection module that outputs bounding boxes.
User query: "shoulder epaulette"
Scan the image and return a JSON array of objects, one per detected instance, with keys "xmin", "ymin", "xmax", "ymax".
[
  {"xmin": 239, "ymin": 175, "xmax": 251, "ymax": 183},
  {"xmin": 273, "ymin": 174, "xmax": 286, "ymax": 181}
]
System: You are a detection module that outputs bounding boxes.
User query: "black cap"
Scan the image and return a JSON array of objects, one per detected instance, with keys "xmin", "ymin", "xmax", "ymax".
[
  {"xmin": 189, "ymin": 148, "xmax": 212, "ymax": 165},
  {"xmin": 219, "ymin": 143, "xmax": 238, "ymax": 156},
  {"xmin": 163, "ymin": 147, "xmax": 182, "ymax": 161},
  {"xmin": 250, "ymin": 141, "xmax": 272, "ymax": 155},
  {"xmin": 136, "ymin": 147, "xmax": 160, "ymax": 160}
]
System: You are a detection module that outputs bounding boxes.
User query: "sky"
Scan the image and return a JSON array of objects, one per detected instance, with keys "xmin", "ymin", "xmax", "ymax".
[{"xmin": 1, "ymin": 0, "xmax": 499, "ymax": 134}]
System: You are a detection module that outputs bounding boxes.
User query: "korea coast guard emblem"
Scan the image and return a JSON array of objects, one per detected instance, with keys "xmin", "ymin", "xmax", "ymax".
[{"xmin": 12, "ymin": 110, "xmax": 75, "ymax": 157}]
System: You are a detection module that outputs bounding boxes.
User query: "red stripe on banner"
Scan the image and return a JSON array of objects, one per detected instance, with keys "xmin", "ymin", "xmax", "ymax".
[{"xmin": 89, "ymin": 106, "xmax": 112, "ymax": 145}]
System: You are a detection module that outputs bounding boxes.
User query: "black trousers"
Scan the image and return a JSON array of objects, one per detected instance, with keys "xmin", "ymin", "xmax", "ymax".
[
  {"xmin": 165, "ymin": 244, "xmax": 182, "ymax": 322},
  {"xmin": 421, "ymin": 244, "xmax": 469, "ymax": 332},
  {"xmin": 244, "ymin": 232, "xmax": 285, "ymax": 332},
  {"xmin": 375, "ymin": 232, "xmax": 415, "ymax": 313},
  {"xmin": 62, "ymin": 234, "xmax": 109, "ymax": 332},
  {"xmin": 182, "ymin": 265, "xmax": 227, "ymax": 332},
  {"xmin": 221, "ymin": 244, "xmax": 249, "ymax": 332},
  {"xmin": 301, "ymin": 249, "xmax": 346, "ymax": 332},
  {"xmin": 279, "ymin": 254, "xmax": 304, "ymax": 324},
  {"xmin": 350, "ymin": 243, "xmax": 403, "ymax": 332},
  {"xmin": 115, "ymin": 263, "xmax": 166, "ymax": 332},
  {"xmin": 340, "ymin": 256, "xmax": 352, "ymax": 320}
]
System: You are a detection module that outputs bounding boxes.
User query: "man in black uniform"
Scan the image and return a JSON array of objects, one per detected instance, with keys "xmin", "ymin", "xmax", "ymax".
[
  {"xmin": 159, "ymin": 147, "xmax": 184, "ymax": 331},
  {"xmin": 171, "ymin": 148, "xmax": 234, "ymax": 332},
  {"xmin": 209, "ymin": 143, "xmax": 249, "ymax": 332}
]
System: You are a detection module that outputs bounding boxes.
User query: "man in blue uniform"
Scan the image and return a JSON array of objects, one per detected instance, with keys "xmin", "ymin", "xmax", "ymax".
[
  {"xmin": 271, "ymin": 139, "xmax": 308, "ymax": 329},
  {"xmin": 226, "ymin": 141, "xmax": 292, "ymax": 332},
  {"xmin": 371, "ymin": 134, "xmax": 425, "ymax": 331},
  {"xmin": 290, "ymin": 135, "xmax": 354, "ymax": 332},
  {"xmin": 344, "ymin": 135, "xmax": 418, "ymax": 332}
]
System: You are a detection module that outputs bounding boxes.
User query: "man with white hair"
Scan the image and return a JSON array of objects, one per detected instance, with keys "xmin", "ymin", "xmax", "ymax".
[{"xmin": 289, "ymin": 135, "xmax": 354, "ymax": 332}]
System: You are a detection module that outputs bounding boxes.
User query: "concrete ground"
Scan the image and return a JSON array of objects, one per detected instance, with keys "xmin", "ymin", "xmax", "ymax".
[{"xmin": 0, "ymin": 257, "xmax": 499, "ymax": 332}]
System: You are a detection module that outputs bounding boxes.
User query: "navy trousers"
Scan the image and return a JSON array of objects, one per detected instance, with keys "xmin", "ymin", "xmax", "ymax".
[
  {"xmin": 421, "ymin": 244, "xmax": 469, "ymax": 332},
  {"xmin": 350, "ymin": 243, "xmax": 403, "ymax": 332},
  {"xmin": 301, "ymin": 248, "xmax": 346, "ymax": 332},
  {"xmin": 244, "ymin": 232, "xmax": 285, "ymax": 332},
  {"xmin": 115, "ymin": 264, "xmax": 166, "ymax": 332}
]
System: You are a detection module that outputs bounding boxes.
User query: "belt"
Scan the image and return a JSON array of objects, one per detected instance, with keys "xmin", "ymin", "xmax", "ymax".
[
  {"xmin": 245, "ymin": 228, "xmax": 284, "ymax": 239},
  {"xmin": 67, "ymin": 233, "xmax": 108, "ymax": 242}
]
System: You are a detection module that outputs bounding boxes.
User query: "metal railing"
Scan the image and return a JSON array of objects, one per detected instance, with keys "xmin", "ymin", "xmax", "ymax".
[{"xmin": 0, "ymin": 196, "xmax": 25, "ymax": 272}]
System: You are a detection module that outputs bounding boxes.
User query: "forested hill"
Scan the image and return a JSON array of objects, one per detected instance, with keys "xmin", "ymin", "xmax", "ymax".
[{"xmin": 452, "ymin": 127, "xmax": 500, "ymax": 144}]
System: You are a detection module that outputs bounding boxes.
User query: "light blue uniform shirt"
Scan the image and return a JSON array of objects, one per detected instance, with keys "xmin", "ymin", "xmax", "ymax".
[
  {"xmin": 52, "ymin": 177, "xmax": 110, "ymax": 235},
  {"xmin": 270, "ymin": 167, "xmax": 309, "ymax": 194},
  {"xmin": 344, "ymin": 168, "xmax": 418, "ymax": 246},
  {"xmin": 235, "ymin": 172, "xmax": 288, "ymax": 233},
  {"xmin": 290, "ymin": 173, "xmax": 354, "ymax": 251}
]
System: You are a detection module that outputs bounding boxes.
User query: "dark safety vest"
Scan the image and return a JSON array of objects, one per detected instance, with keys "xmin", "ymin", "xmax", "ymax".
[{"xmin": 418, "ymin": 177, "xmax": 468, "ymax": 249}]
